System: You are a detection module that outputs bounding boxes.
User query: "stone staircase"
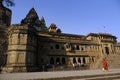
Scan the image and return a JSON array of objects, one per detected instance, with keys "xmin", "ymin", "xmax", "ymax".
[
  {"xmin": 89, "ymin": 57, "xmax": 103, "ymax": 70},
  {"xmin": 106, "ymin": 54, "xmax": 120, "ymax": 69},
  {"xmin": 72, "ymin": 74, "xmax": 120, "ymax": 80},
  {"xmin": 90, "ymin": 53, "xmax": 120, "ymax": 69}
]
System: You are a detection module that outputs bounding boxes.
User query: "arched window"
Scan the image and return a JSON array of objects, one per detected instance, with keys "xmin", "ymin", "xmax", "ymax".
[
  {"xmin": 66, "ymin": 43, "xmax": 70, "ymax": 49},
  {"xmin": 62, "ymin": 57, "xmax": 66, "ymax": 64},
  {"xmin": 81, "ymin": 47, "xmax": 84, "ymax": 51},
  {"xmin": 55, "ymin": 44, "xmax": 60, "ymax": 49},
  {"xmin": 50, "ymin": 57, "xmax": 54, "ymax": 64},
  {"xmin": 76, "ymin": 45, "xmax": 79, "ymax": 50},
  {"xmin": 105, "ymin": 47, "xmax": 109, "ymax": 55},
  {"xmin": 92, "ymin": 57, "xmax": 94, "ymax": 62},
  {"xmin": 78, "ymin": 57, "xmax": 81, "ymax": 63},
  {"xmin": 71, "ymin": 45, "xmax": 75, "ymax": 50},
  {"xmin": 73, "ymin": 57, "xmax": 76, "ymax": 64},
  {"xmin": 83, "ymin": 57, "xmax": 86, "ymax": 64}
]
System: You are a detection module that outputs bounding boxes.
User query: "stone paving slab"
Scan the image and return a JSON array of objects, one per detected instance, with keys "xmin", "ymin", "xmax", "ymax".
[
  {"xmin": 0, "ymin": 69, "xmax": 120, "ymax": 80},
  {"xmin": 72, "ymin": 75, "xmax": 120, "ymax": 80}
]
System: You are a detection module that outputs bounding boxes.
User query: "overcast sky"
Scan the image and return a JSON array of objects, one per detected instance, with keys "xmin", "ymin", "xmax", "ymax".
[{"xmin": 8, "ymin": 0, "xmax": 120, "ymax": 41}]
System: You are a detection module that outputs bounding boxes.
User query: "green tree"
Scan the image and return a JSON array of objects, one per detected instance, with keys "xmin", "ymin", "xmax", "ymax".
[{"xmin": 0, "ymin": 0, "xmax": 14, "ymax": 6}]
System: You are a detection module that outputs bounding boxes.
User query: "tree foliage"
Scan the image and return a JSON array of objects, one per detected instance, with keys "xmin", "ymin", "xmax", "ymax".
[{"xmin": 0, "ymin": 0, "xmax": 15, "ymax": 6}]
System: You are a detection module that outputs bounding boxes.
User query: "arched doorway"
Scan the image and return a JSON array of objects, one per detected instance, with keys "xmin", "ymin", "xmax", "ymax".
[
  {"xmin": 78, "ymin": 57, "xmax": 81, "ymax": 63},
  {"xmin": 83, "ymin": 57, "xmax": 86, "ymax": 64},
  {"xmin": 73, "ymin": 57, "xmax": 76, "ymax": 64},
  {"xmin": 50, "ymin": 57, "xmax": 54, "ymax": 64},
  {"xmin": 105, "ymin": 47, "xmax": 109, "ymax": 55}
]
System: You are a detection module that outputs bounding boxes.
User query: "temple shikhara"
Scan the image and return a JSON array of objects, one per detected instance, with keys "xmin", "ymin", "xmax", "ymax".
[{"xmin": 0, "ymin": 1, "xmax": 120, "ymax": 73}]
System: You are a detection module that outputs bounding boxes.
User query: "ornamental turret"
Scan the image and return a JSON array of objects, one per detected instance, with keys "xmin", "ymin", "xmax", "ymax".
[{"xmin": 49, "ymin": 23, "xmax": 57, "ymax": 33}]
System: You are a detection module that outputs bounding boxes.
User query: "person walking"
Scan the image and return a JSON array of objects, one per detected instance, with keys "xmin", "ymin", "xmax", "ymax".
[{"xmin": 102, "ymin": 57, "xmax": 108, "ymax": 71}]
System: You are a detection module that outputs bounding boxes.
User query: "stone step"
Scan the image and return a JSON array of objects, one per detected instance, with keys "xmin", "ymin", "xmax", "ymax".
[
  {"xmin": 106, "ymin": 54, "xmax": 120, "ymax": 69},
  {"xmin": 31, "ymin": 73, "xmax": 120, "ymax": 80},
  {"xmin": 72, "ymin": 74, "xmax": 120, "ymax": 80},
  {"xmin": 0, "ymin": 69, "xmax": 120, "ymax": 80}
]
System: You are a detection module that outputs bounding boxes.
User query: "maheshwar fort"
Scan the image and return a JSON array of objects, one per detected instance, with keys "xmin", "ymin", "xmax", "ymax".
[{"xmin": 0, "ymin": 1, "xmax": 120, "ymax": 73}]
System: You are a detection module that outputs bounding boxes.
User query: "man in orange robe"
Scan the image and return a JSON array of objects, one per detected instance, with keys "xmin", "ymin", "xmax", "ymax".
[{"xmin": 102, "ymin": 57, "xmax": 108, "ymax": 71}]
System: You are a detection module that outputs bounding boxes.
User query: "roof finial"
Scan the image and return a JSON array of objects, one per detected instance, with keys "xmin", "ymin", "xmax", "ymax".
[
  {"xmin": 32, "ymin": 0, "xmax": 35, "ymax": 8},
  {"xmin": 104, "ymin": 26, "xmax": 106, "ymax": 33}
]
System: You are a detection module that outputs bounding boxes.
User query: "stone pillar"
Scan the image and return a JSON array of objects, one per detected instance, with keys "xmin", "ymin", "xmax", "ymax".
[
  {"xmin": 85, "ymin": 57, "xmax": 89, "ymax": 64},
  {"xmin": 76, "ymin": 57, "xmax": 78, "ymax": 64},
  {"xmin": 80, "ymin": 57, "xmax": 83, "ymax": 64},
  {"xmin": 89, "ymin": 57, "xmax": 92, "ymax": 63},
  {"xmin": 69, "ymin": 57, "xmax": 73, "ymax": 65},
  {"xmin": 2, "ymin": 26, "xmax": 28, "ymax": 73}
]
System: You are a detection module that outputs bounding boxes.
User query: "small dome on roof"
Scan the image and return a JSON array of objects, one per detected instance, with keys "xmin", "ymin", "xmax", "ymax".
[
  {"xmin": 49, "ymin": 23, "xmax": 57, "ymax": 28},
  {"xmin": 57, "ymin": 28, "xmax": 62, "ymax": 33}
]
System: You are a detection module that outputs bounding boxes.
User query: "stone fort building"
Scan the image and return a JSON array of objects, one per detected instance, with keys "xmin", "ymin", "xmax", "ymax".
[{"xmin": 0, "ymin": 1, "xmax": 120, "ymax": 73}]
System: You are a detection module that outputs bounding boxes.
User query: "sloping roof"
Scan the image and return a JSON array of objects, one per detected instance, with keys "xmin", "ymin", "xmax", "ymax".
[
  {"xmin": 49, "ymin": 32, "xmax": 85, "ymax": 38},
  {"xmin": 87, "ymin": 33, "xmax": 116, "ymax": 38},
  {"xmin": 87, "ymin": 33, "xmax": 98, "ymax": 37}
]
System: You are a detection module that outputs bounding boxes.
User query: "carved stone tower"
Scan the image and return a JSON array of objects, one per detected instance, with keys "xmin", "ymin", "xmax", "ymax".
[
  {"xmin": 2, "ymin": 24, "xmax": 37, "ymax": 73},
  {"xmin": 2, "ymin": 8, "xmax": 39, "ymax": 73}
]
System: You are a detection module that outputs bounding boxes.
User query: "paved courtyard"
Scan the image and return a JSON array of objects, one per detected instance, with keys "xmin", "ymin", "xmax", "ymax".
[{"xmin": 0, "ymin": 69, "xmax": 120, "ymax": 80}]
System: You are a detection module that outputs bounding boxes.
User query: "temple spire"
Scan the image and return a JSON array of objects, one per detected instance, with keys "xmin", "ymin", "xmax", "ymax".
[{"xmin": 21, "ymin": 7, "xmax": 39, "ymax": 25}]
